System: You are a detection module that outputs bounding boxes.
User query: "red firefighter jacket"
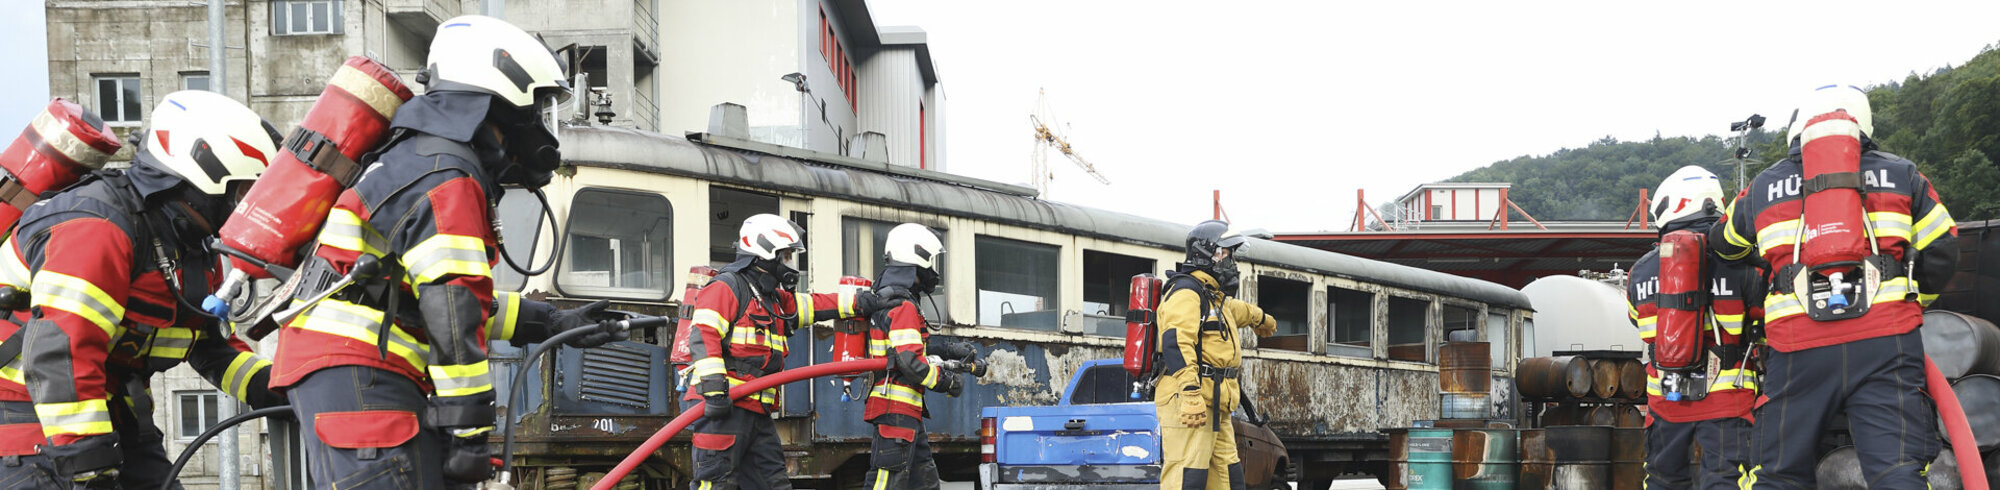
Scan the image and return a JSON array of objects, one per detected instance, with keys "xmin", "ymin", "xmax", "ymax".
[
  {"xmin": 865, "ymin": 300, "xmax": 943, "ymax": 420},
  {"xmin": 1711, "ymin": 149, "xmax": 1958, "ymax": 352},
  {"xmin": 682, "ymin": 270, "xmax": 862, "ymax": 413},
  {"xmin": 1627, "ymin": 225, "xmax": 1762, "ymax": 423}
]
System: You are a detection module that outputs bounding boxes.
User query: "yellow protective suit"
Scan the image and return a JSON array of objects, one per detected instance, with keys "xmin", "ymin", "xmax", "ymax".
[{"xmin": 1153, "ymin": 270, "xmax": 1276, "ymax": 490}]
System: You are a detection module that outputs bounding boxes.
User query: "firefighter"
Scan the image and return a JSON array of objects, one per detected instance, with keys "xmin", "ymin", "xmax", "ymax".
[
  {"xmin": 1713, "ymin": 85, "xmax": 1958, "ymax": 489},
  {"xmin": 0, "ymin": 90, "xmax": 288, "ymax": 489},
  {"xmin": 1626, "ymin": 166, "xmax": 1761, "ymax": 490},
  {"xmin": 269, "ymin": 15, "xmax": 630, "ymax": 488},
  {"xmin": 861, "ymin": 223, "xmax": 968, "ymax": 490},
  {"xmin": 1156, "ymin": 220, "xmax": 1277, "ymax": 490},
  {"xmin": 685, "ymin": 213, "xmax": 886, "ymax": 490}
]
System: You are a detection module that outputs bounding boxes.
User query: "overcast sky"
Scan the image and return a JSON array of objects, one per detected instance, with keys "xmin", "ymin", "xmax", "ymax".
[{"xmin": 7, "ymin": 2, "xmax": 1997, "ymax": 233}]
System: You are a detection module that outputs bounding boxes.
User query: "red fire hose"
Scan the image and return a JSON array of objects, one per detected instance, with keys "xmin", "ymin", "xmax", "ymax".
[
  {"xmin": 1929, "ymin": 356, "xmax": 1989, "ymax": 490},
  {"xmin": 592, "ymin": 358, "xmax": 889, "ymax": 490}
]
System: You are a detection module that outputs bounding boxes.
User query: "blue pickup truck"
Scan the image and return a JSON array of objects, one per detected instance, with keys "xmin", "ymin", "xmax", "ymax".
[{"xmin": 979, "ymin": 359, "xmax": 1289, "ymax": 490}]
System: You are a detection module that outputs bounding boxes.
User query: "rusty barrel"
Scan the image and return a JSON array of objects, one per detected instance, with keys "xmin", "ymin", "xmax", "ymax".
[
  {"xmin": 1406, "ymin": 428, "xmax": 1455, "ymax": 489},
  {"xmin": 1538, "ymin": 404, "xmax": 1575, "ymax": 427},
  {"xmin": 1579, "ymin": 405, "xmax": 1616, "ymax": 427},
  {"xmin": 1534, "ymin": 425, "xmax": 1609, "ymax": 489},
  {"xmin": 1617, "ymin": 360, "xmax": 1646, "ymax": 400},
  {"xmin": 1451, "ymin": 428, "xmax": 1517, "ymax": 489},
  {"xmin": 1441, "ymin": 342, "xmax": 1493, "ymax": 419},
  {"xmin": 1589, "ymin": 359, "xmax": 1621, "ymax": 399},
  {"xmin": 1519, "ymin": 356, "xmax": 1591, "ymax": 399},
  {"xmin": 1384, "ymin": 428, "xmax": 1410, "ymax": 490},
  {"xmin": 1610, "ymin": 427, "xmax": 1645, "ymax": 490},
  {"xmin": 1816, "ymin": 445, "xmax": 1963, "ymax": 489},
  {"xmin": 1518, "ymin": 429, "xmax": 1552, "ymax": 488},
  {"xmin": 1614, "ymin": 405, "xmax": 1645, "ymax": 428},
  {"xmin": 1922, "ymin": 310, "xmax": 2000, "ymax": 379},
  {"xmin": 1948, "ymin": 374, "xmax": 2000, "ymax": 450}
]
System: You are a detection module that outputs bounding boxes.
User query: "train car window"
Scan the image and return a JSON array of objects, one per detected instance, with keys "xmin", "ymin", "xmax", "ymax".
[
  {"xmin": 558, "ymin": 189, "xmax": 672, "ymax": 300},
  {"xmin": 492, "ymin": 187, "xmax": 541, "ymax": 292},
  {"xmin": 1487, "ymin": 312, "xmax": 1510, "ymax": 371},
  {"xmin": 975, "ymin": 235, "xmax": 1060, "ymax": 331},
  {"xmin": 1257, "ymin": 276, "xmax": 1311, "ymax": 352},
  {"xmin": 1521, "ymin": 317, "xmax": 1538, "ymax": 358},
  {"xmin": 1387, "ymin": 296, "xmax": 1430, "ymax": 363},
  {"xmin": 1070, "ymin": 364, "xmax": 1136, "ymax": 405},
  {"xmin": 1328, "ymin": 286, "xmax": 1373, "ymax": 358},
  {"xmin": 1443, "ymin": 305, "xmax": 1479, "ymax": 342},
  {"xmin": 842, "ymin": 218, "xmax": 948, "ymax": 323},
  {"xmin": 708, "ymin": 187, "xmax": 780, "ymax": 266},
  {"xmin": 1082, "ymin": 250, "xmax": 1155, "ymax": 337}
]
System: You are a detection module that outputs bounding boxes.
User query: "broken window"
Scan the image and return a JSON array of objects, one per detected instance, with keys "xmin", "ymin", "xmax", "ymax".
[
  {"xmin": 560, "ymin": 188, "xmax": 672, "ymax": 300},
  {"xmin": 1329, "ymin": 286, "xmax": 1373, "ymax": 358},
  {"xmin": 1082, "ymin": 250, "xmax": 1155, "ymax": 336},
  {"xmin": 1443, "ymin": 304, "xmax": 1479, "ymax": 342},
  {"xmin": 976, "ymin": 236, "xmax": 1059, "ymax": 331},
  {"xmin": 708, "ymin": 187, "xmax": 780, "ymax": 266},
  {"xmin": 1387, "ymin": 296, "xmax": 1430, "ymax": 363},
  {"xmin": 1488, "ymin": 312, "xmax": 1511, "ymax": 371},
  {"xmin": 842, "ymin": 217, "xmax": 948, "ymax": 323},
  {"xmin": 1256, "ymin": 275, "xmax": 1311, "ymax": 352}
]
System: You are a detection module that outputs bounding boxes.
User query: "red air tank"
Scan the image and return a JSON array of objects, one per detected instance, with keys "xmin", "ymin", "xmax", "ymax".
[
  {"xmin": 1654, "ymin": 230, "xmax": 1709, "ymax": 370},
  {"xmin": 0, "ymin": 98, "xmax": 123, "ymax": 236},
  {"xmin": 832, "ymin": 276, "xmax": 874, "ymax": 364},
  {"xmin": 1123, "ymin": 274, "xmax": 1163, "ymax": 378},
  {"xmin": 1798, "ymin": 111, "xmax": 1869, "ymax": 269},
  {"xmin": 670, "ymin": 266, "xmax": 723, "ymax": 367},
  {"xmin": 218, "ymin": 56, "xmax": 414, "ymax": 278}
]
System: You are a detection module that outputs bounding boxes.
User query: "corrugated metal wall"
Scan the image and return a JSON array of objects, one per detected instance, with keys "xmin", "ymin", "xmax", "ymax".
[{"xmin": 858, "ymin": 47, "xmax": 923, "ymax": 167}]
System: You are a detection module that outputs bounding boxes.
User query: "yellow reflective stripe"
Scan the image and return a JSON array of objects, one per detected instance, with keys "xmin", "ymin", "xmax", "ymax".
[
  {"xmin": 147, "ymin": 327, "xmax": 197, "ymax": 359},
  {"xmin": 485, "ymin": 292, "xmax": 521, "ymax": 342},
  {"xmin": 920, "ymin": 363, "xmax": 940, "ymax": 388},
  {"xmin": 1865, "ymin": 212, "xmax": 1913, "ymax": 241},
  {"xmin": 1756, "ymin": 219, "xmax": 1801, "ymax": 255},
  {"xmin": 222, "ymin": 353, "xmax": 269, "ymax": 400},
  {"xmin": 1713, "ymin": 369, "xmax": 1758, "ymax": 391},
  {"xmin": 839, "ymin": 289, "xmax": 858, "ymax": 318},
  {"xmin": 873, "ymin": 469, "xmax": 891, "ymax": 490},
  {"xmin": 0, "ymin": 359, "xmax": 21, "ymax": 385},
  {"xmin": 1741, "ymin": 466, "xmax": 1760, "ymax": 489},
  {"xmin": 871, "ymin": 383, "xmax": 924, "ymax": 406},
  {"xmin": 1765, "ymin": 293, "xmax": 1806, "ymax": 320},
  {"xmin": 795, "ymin": 292, "xmax": 816, "ymax": 326},
  {"xmin": 768, "ymin": 332, "xmax": 790, "ymax": 354},
  {"xmin": 693, "ymin": 309, "xmax": 728, "ymax": 337},
  {"xmin": 690, "ymin": 357, "xmax": 727, "ymax": 381},
  {"xmin": 1719, "ymin": 201, "xmax": 1756, "ymax": 260},
  {"xmin": 723, "ymin": 377, "xmax": 777, "ymax": 404},
  {"xmin": 868, "ymin": 338, "xmax": 891, "ymax": 358},
  {"xmin": 31, "ymin": 271, "xmax": 124, "ymax": 337},
  {"xmin": 406, "ymin": 234, "xmax": 490, "ymax": 284},
  {"xmin": 318, "ymin": 209, "xmax": 385, "ymax": 254},
  {"xmin": 0, "ymin": 242, "xmax": 29, "ymax": 288},
  {"xmin": 428, "ymin": 362, "xmax": 494, "ymax": 397},
  {"xmin": 1646, "ymin": 379, "xmax": 1662, "ymax": 396},
  {"xmin": 889, "ymin": 329, "xmax": 923, "ymax": 347},
  {"xmin": 1712, "ymin": 313, "xmax": 1745, "ymax": 336},
  {"xmin": 730, "ymin": 326, "xmax": 758, "ymax": 346},
  {"xmin": 293, "ymin": 299, "xmax": 430, "ymax": 371},
  {"xmin": 1635, "ymin": 316, "xmax": 1657, "ymax": 339},
  {"xmin": 450, "ymin": 426, "xmax": 495, "ymax": 437},
  {"xmin": 1918, "ymin": 292, "xmax": 1939, "ymax": 307},
  {"xmin": 1914, "ymin": 205, "xmax": 1955, "ymax": 250},
  {"xmin": 1872, "ymin": 277, "xmax": 1913, "ymax": 304},
  {"xmin": 36, "ymin": 399, "xmax": 112, "ymax": 437}
]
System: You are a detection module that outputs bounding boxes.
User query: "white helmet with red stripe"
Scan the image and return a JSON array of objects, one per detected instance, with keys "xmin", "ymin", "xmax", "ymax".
[
  {"xmin": 1651, "ymin": 165, "xmax": 1725, "ymax": 225},
  {"xmin": 738, "ymin": 213, "xmax": 804, "ymax": 264},
  {"xmin": 884, "ymin": 223, "xmax": 944, "ymax": 269},
  {"xmin": 141, "ymin": 90, "xmax": 282, "ymax": 196}
]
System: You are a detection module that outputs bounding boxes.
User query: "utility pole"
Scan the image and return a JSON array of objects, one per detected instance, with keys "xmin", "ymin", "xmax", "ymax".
[{"xmin": 207, "ymin": 0, "xmax": 240, "ymax": 485}]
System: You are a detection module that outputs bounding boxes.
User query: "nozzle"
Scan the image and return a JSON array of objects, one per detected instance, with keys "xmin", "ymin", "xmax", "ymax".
[{"xmin": 204, "ymin": 268, "xmax": 251, "ymax": 318}]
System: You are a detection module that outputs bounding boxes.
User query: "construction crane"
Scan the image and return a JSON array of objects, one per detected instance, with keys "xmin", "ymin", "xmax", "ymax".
[{"xmin": 1030, "ymin": 88, "xmax": 1109, "ymax": 197}]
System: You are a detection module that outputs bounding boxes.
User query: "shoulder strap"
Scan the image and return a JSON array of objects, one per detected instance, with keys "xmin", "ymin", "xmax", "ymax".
[
  {"xmin": 0, "ymin": 327, "xmax": 22, "ymax": 368},
  {"xmin": 709, "ymin": 272, "xmax": 755, "ymax": 358}
]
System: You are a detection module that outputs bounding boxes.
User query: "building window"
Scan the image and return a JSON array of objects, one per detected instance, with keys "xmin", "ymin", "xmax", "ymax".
[
  {"xmin": 1487, "ymin": 312, "xmax": 1510, "ymax": 371},
  {"xmin": 182, "ymin": 72, "xmax": 211, "ymax": 92},
  {"xmin": 1329, "ymin": 286, "xmax": 1372, "ymax": 357},
  {"xmin": 1257, "ymin": 276, "xmax": 1311, "ymax": 352},
  {"xmin": 559, "ymin": 188, "xmax": 673, "ymax": 300},
  {"xmin": 493, "ymin": 188, "xmax": 542, "ymax": 292},
  {"xmin": 273, "ymin": 0, "xmax": 344, "ymax": 36},
  {"xmin": 1443, "ymin": 304, "xmax": 1478, "ymax": 342},
  {"xmin": 842, "ymin": 218, "xmax": 947, "ymax": 323},
  {"xmin": 919, "ymin": 102, "xmax": 927, "ymax": 169},
  {"xmin": 976, "ymin": 236, "xmax": 1059, "ymax": 330},
  {"xmin": 1081, "ymin": 250, "xmax": 1155, "ymax": 337},
  {"xmin": 1387, "ymin": 296, "xmax": 1430, "ymax": 363},
  {"xmin": 820, "ymin": 7, "xmax": 857, "ymax": 109},
  {"xmin": 178, "ymin": 391, "xmax": 220, "ymax": 440},
  {"xmin": 94, "ymin": 75, "xmax": 142, "ymax": 125},
  {"xmin": 707, "ymin": 187, "xmax": 780, "ymax": 266}
]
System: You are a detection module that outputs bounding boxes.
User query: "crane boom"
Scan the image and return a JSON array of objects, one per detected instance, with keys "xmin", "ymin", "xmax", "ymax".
[{"xmin": 1029, "ymin": 89, "xmax": 1111, "ymax": 196}]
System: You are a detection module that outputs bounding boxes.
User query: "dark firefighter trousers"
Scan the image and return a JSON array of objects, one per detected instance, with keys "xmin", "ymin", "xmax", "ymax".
[
  {"xmin": 1748, "ymin": 329, "xmax": 1938, "ymax": 489},
  {"xmin": 0, "ymin": 380, "xmax": 184, "ymax": 490},
  {"xmin": 690, "ymin": 405, "xmax": 792, "ymax": 490},
  {"xmin": 862, "ymin": 414, "xmax": 938, "ymax": 490},
  {"xmin": 1645, "ymin": 416, "xmax": 1750, "ymax": 490},
  {"xmin": 292, "ymin": 366, "xmax": 454, "ymax": 490}
]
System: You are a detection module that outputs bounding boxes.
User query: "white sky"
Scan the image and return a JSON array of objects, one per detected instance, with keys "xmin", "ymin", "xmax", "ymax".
[{"xmin": 5, "ymin": 2, "xmax": 1996, "ymax": 232}]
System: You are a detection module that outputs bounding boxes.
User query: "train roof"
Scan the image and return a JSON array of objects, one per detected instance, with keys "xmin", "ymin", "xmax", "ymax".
[{"xmin": 561, "ymin": 124, "xmax": 1533, "ymax": 310}]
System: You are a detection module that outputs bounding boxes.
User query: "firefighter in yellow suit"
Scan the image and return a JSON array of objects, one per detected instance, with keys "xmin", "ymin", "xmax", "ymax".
[{"xmin": 1156, "ymin": 220, "xmax": 1277, "ymax": 490}]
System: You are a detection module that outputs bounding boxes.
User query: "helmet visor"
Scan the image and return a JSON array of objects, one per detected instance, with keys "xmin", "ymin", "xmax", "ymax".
[{"xmin": 538, "ymin": 94, "xmax": 563, "ymax": 143}]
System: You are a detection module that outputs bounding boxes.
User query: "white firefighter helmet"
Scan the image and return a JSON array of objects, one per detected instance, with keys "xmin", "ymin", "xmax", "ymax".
[
  {"xmin": 884, "ymin": 223, "xmax": 945, "ymax": 269},
  {"xmin": 738, "ymin": 213, "xmax": 804, "ymax": 264},
  {"xmin": 1652, "ymin": 165, "xmax": 1726, "ymax": 225},
  {"xmin": 1786, "ymin": 84, "xmax": 1873, "ymax": 145},
  {"xmin": 425, "ymin": 15, "xmax": 572, "ymax": 110},
  {"xmin": 141, "ymin": 90, "xmax": 281, "ymax": 196}
]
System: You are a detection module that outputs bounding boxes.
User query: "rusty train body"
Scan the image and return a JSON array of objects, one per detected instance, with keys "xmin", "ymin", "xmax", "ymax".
[{"xmin": 490, "ymin": 123, "xmax": 1536, "ymax": 488}]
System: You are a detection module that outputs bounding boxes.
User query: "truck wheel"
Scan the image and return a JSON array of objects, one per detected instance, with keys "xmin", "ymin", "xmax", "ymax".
[{"xmin": 1263, "ymin": 459, "xmax": 1291, "ymax": 490}]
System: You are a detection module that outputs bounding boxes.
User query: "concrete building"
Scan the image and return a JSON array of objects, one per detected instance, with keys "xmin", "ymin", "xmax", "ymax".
[{"xmin": 1395, "ymin": 182, "xmax": 1511, "ymax": 223}]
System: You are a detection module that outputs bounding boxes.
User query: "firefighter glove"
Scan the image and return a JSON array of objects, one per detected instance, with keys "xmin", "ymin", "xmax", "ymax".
[
  {"xmin": 936, "ymin": 373, "xmax": 964, "ymax": 398},
  {"xmin": 442, "ymin": 431, "xmax": 494, "ymax": 483},
  {"xmin": 704, "ymin": 393, "xmax": 734, "ymax": 420},
  {"xmin": 932, "ymin": 340, "xmax": 978, "ymax": 362},
  {"xmin": 1177, "ymin": 387, "xmax": 1209, "ymax": 427},
  {"xmin": 855, "ymin": 289, "xmax": 895, "ymax": 316},
  {"xmin": 551, "ymin": 299, "xmax": 627, "ymax": 348},
  {"xmin": 1253, "ymin": 314, "xmax": 1277, "ymax": 337}
]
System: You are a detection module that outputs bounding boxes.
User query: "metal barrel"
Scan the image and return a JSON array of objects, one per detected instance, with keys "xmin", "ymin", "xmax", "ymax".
[
  {"xmin": 1923, "ymin": 310, "xmax": 2000, "ymax": 379},
  {"xmin": 1816, "ymin": 445, "xmax": 1963, "ymax": 489},
  {"xmin": 1441, "ymin": 342, "xmax": 1494, "ymax": 420},
  {"xmin": 1949, "ymin": 374, "xmax": 2000, "ymax": 450},
  {"xmin": 1518, "ymin": 428, "xmax": 1552, "ymax": 489},
  {"xmin": 1385, "ymin": 428, "xmax": 1410, "ymax": 490},
  {"xmin": 1610, "ymin": 427, "xmax": 1645, "ymax": 490},
  {"xmin": 1617, "ymin": 360, "xmax": 1646, "ymax": 400},
  {"xmin": 1407, "ymin": 428, "xmax": 1455, "ymax": 489},
  {"xmin": 1542, "ymin": 426, "xmax": 1611, "ymax": 489},
  {"xmin": 1441, "ymin": 393, "xmax": 1492, "ymax": 420},
  {"xmin": 1614, "ymin": 405, "xmax": 1645, "ymax": 428},
  {"xmin": 1519, "ymin": 356, "xmax": 1591, "ymax": 399},
  {"xmin": 1589, "ymin": 359, "xmax": 1621, "ymax": 399},
  {"xmin": 1451, "ymin": 428, "xmax": 1518, "ymax": 489},
  {"xmin": 1580, "ymin": 405, "xmax": 1616, "ymax": 427}
]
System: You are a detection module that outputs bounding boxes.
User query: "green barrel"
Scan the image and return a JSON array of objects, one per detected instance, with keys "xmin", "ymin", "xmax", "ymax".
[
  {"xmin": 1407, "ymin": 428, "xmax": 1455, "ymax": 489},
  {"xmin": 1452, "ymin": 428, "xmax": 1518, "ymax": 489}
]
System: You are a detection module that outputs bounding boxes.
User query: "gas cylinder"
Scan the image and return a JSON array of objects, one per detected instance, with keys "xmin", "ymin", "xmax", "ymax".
[
  {"xmin": 1795, "ymin": 110, "xmax": 1875, "ymax": 318},
  {"xmin": 0, "ymin": 98, "xmax": 122, "ymax": 238},
  {"xmin": 1123, "ymin": 273, "xmax": 1163, "ymax": 380},
  {"xmin": 834, "ymin": 275, "xmax": 873, "ymax": 401},
  {"xmin": 670, "ymin": 266, "xmax": 723, "ymax": 365},
  {"xmin": 1654, "ymin": 230, "xmax": 1709, "ymax": 370}
]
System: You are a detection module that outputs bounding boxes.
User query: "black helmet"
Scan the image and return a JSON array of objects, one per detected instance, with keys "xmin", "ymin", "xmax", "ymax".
[{"xmin": 1180, "ymin": 220, "xmax": 1247, "ymax": 289}]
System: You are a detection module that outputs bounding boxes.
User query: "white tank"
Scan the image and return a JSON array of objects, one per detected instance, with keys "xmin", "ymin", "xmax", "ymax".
[{"xmin": 1521, "ymin": 274, "xmax": 1643, "ymax": 357}]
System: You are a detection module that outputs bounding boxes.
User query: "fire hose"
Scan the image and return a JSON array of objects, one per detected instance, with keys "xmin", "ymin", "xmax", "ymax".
[{"xmin": 1928, "ymin": 356, "xmax": 1990, "ymax": 490}]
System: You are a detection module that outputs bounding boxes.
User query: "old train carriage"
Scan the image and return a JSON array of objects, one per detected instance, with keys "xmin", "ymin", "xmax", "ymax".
[{"xmin": 491, "ymin": 122, "xmax": 1534, "ymax": 489}]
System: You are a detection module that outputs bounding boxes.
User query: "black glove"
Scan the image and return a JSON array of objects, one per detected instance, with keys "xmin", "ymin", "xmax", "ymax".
[
  {"xmin": 704, "ymin": 393, "xmax": 734, "ymax": 419},
  {"xmin": 45, "ymin": 434, "xmax": 122, "ymax": 484},
  {"xmin": 931, "ymin": 340, "xmax": 977, "ymax": 362},
  {"xmin": 441, "ymin": 432, "xmax": 494, "ymax": 483},
  {"xmin": 935, "ymin": 374, "xmax": 964, "ymax": 398},
  {"xmin": 551, "ymin": 299, "xmax": 626, "ymax": 348}
]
